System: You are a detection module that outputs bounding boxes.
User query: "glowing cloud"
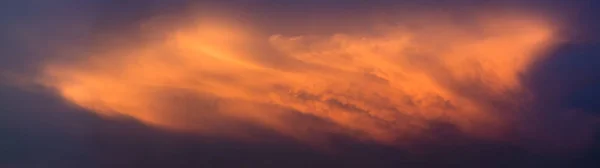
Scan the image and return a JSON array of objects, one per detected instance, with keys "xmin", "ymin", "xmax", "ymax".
[{"xmin": 38, "ymin": 12, "xmax": 558, "ymax": 145}]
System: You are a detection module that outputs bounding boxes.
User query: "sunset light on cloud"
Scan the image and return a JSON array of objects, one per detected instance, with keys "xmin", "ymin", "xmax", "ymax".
[{"xmin": 38, "ymin": 11, "xmax": 559, "ymax": 145}]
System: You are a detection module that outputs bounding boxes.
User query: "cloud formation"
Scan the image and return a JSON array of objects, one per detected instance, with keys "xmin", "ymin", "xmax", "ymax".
[{"xmin": 37, "ymin": 10, "xmax": 560, "ymax": 146}]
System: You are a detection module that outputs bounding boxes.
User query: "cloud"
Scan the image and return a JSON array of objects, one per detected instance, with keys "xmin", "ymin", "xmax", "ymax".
[
  {"xmin": 31, "ymin": 8, "xmax": 569, "ymax": 148},
  {"xmin": 2, "ymin": 1, "xmax": 600, "ymax": 168}
]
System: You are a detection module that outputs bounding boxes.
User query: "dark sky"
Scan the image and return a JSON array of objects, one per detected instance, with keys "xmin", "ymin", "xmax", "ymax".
[{"xmin": 1, "ymin": 0, "xmax": 599, "ymax": 168}]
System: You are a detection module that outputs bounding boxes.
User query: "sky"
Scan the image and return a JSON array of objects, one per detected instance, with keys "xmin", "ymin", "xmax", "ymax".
[{"xmin": 1, "ymin": 0, "xmax": 599, "ymax": 167}]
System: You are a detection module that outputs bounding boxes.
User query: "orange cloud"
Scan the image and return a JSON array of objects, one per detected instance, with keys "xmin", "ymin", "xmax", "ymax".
[{"xmin": 38, "ymin": 12, "xmax": 559, "ymax": 145}]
